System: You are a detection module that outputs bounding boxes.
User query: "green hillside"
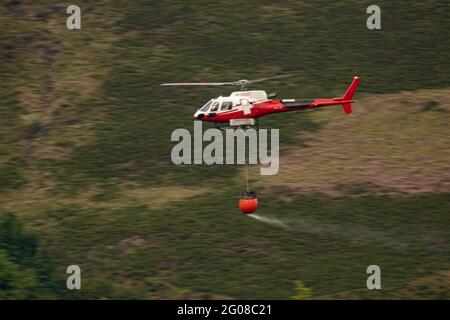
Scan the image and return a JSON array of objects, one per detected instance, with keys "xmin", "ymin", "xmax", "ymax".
[{"xmin": 0, "ymin": 1, "xmax": 449, "ymax": 299}]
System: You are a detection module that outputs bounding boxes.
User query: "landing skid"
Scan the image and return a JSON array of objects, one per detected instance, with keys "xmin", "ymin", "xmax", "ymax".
[{"xmin": 214, "ymin": 119, "xmax": 259, "ymax": 131}]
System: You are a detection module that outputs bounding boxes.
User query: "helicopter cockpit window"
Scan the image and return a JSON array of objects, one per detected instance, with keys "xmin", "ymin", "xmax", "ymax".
[
  {"xmin": 200, "ymin": 100, "xmax": 213, "ymax": 112},
  {"xmin": 210, "ymin": 101, "xmax": 220, "ymax": 112},
  {"xmin": 220, "ymin": 101, "xmax": 233, "ymax": 111}
]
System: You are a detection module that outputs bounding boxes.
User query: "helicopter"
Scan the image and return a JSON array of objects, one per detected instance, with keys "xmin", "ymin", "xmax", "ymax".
[
  {"xmin": 161, "ymin": 74, "xmax": 360, "ymax": 129},
  {"xmin": 161, "ymin": 74, "xmax": 360, "ymax": 214}
]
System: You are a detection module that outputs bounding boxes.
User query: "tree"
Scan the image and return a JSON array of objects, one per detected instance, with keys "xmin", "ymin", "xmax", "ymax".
[
  {"xmin": 0, "ymin": 249, "xmax": 38, "ymax": 299},
  {"xmin": 0, "ymin": 212, "xmax": 58, "ymax": 299},
  {"xmin": 0, "ymin": 212, "xmax": 38, "ymax": 266}
]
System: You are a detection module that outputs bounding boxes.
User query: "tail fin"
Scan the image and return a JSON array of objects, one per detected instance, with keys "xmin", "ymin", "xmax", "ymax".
[
  {"xmin": 343, "ymin": 76, "xmax": 360, "ymax": 100},
  {"xmin": 342, "ymin": 103, "xmax": 352, "ymax": 114},
  {"xmin": 341, "ymin": 76, "xmax": 360, "ymax": 114}
]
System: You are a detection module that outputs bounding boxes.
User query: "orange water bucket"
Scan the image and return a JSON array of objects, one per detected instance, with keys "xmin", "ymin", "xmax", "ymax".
[{"xmin": 239, "ymin": 197, "xmax": 258, "ymax": 214}]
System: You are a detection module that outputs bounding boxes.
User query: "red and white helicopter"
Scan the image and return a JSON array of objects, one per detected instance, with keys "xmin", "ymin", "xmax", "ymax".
[{"xmin": 161, "ymin": 74, "xmax": 360, "ymax": 128}]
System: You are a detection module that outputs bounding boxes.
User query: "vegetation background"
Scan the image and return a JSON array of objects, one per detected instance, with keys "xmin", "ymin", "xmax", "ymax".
[{"xmin": 0, "ymin": 0, "xmax": 449, "ymax": 299}]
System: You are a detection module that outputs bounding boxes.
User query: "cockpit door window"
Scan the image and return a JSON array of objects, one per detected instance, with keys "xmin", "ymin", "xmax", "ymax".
[
  {"xmin": 220, "ymin": 101, "xmax": 233, "ymax": 111},
  {"xmin": 210, "ymin": 101, "xmax": 220, "ymax": 112}
]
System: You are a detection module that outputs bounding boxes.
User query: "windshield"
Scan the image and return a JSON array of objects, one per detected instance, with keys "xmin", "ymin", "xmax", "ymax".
[{"xmin": 200, "ymin": 100, "xmax": 213, "ymax": 112}]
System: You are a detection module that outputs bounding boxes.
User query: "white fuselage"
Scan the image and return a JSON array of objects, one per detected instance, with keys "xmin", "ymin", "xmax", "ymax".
[{"xmin": 193, "ymin": 90, "xmax": 268, "ymax": 118}]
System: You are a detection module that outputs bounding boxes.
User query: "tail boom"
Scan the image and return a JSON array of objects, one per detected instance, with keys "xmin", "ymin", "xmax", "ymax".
[{"xmin": 272, "ymin": 76, "xmax": 360, "ymax": 116}]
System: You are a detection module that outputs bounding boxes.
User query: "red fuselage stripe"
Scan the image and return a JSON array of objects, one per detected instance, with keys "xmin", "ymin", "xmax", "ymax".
[{"xmin": 200, "ymin": 99, "xmax": 354, "ymax": 123}]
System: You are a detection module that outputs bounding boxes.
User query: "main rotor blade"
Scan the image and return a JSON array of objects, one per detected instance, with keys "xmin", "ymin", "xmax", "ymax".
[
  {"xmin": 246, "ymin": 73, "xmax": 300, "ymax": 84},
  {"xmin": 160, "ymin": 73, "xmax": 300, "ymax": 89},
  {"xmin": 160, "ymin": 82, "xmax": 235, "ymax": 87}
]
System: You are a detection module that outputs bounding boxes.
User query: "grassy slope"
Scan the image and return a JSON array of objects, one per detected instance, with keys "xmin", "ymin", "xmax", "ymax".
[{"xmin": 0, "ymin": 1, "xmax": 449, "ymax": 299}]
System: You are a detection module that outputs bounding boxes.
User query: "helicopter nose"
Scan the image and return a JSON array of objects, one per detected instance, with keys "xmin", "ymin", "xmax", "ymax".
[{"xmin": 195, "ymin": 113, "xmax": 204, "ymax": 119}]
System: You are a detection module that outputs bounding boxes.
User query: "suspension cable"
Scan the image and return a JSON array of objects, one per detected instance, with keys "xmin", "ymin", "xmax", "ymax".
[{"xmin": 245, "ymin": 162, "xmax": 249, "ymax": 193}]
